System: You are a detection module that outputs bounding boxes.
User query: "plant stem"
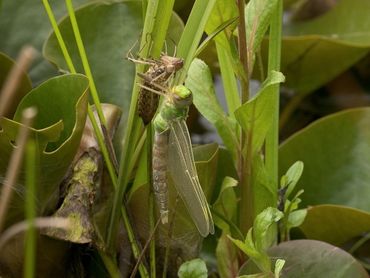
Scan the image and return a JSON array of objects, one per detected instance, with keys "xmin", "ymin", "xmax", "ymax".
[
  {"xmin": 236, "ymin": 0, "xmax": 252, "ymax": 235},
  {"xmin": 65, "ymin": 0, "xmax": 107, "ymax": 127},
  {"xmin": 24, "ymin": 140, "xmax": 37, "ymax": 278},
  {"xmin": 265, "ymin": 0, "xmax": 283, "ymax": 237}
]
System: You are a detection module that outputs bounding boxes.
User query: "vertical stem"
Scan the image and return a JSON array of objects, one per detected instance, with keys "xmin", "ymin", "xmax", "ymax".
[
  {"xmin": 237, "ymin": 0, "xmax": 252, "ymax": 235},
  {"xmin": 24, "ymin": 140, "xmax": 37, "ymax": 278},
  {"xmin": 265, "ymin": 1, "xmax": 283, "ymax": 209}
]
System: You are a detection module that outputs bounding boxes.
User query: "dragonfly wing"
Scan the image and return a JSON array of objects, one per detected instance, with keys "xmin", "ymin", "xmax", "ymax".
[{"xmin": 168, "ymin": 120, "xmax": 214, "ymax": 237}]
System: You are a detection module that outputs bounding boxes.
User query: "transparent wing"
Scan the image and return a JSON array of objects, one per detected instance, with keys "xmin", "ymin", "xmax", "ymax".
[{"xmin": 168, "ymin": 120, "xmax": 214, "ymax": 236}]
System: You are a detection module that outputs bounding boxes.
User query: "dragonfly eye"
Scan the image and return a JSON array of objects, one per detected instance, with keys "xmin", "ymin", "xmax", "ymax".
[{"xmin": 173, "ymin": 85, "xmax": 193, "ymax": 107}]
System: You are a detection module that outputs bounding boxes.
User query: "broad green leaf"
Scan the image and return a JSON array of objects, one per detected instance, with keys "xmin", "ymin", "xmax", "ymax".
[
  {"xmin": 186, "ymin": 58, "xmax": 239, "ymax": 159},
  {"xmin": 279, "ymin": 107, "xmax": 370, "ymax": 212},
  {"xmin": 0, "ymin": 0, "xmax": 87, "ymax": 84},
  {"xmin": 282, "ymin": 161, "xmax": 303, "ymax": 198},
  {"xmin": 216, "ymin": 233, "xmax": 239, "ymax": 278},
  {"xmin": 0, "ymin": 52, "xmax": 32, "ymax": 118},
  {"xmin": 245, "ymin": 0, "xmax": 279, "ymax": 73},
  {"xmin": 260, "ymin": 0, "xmax": 370, "ymax": 93},
  {"xmin": 268, "ymin": 240, "xmax": 367, "ymax": 277},
  {"xmin": 235, "ymin": 71, "xmax": 285, "ymax": 153},
  {"xmin": 178, "ymin": 258, "xmax": 208, "ymax": 278},
  {"xmin": 213, "ymin": 176, "xmax": 238, "ymax": 233},
  {"xmin": 240, "ymin": 240, "xmax": 368, "ymax": 278},
  {"xmin": 0, "ymin": 74, "xmax": 89, "ymax": 227},
  {"xmin": 300, "ymin": 205, "xmax": 370, "ymax": 246}
]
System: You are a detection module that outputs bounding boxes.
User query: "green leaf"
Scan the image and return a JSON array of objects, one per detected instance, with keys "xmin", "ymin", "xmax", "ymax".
[
  {"xmin": 235, "ymin": 71, "xmax": 285, "ymax": 153},
  {"xmin": 268, "ymin": 240, "xmax": 367, "ymax": 278},
  {"xmin": 0, "ymin": 74, "xmax": 89, "ymax": 227},
  {"xmin": 178, "ymin": 258, "xmax": 208, "ymax": 278},
  {"xmin": 286, "ymin": 209, "xmax": 307, "ymax": 230},
  {"xmin": 251, "ymin": 154, "xmax": 275, "ymax": 217},
  {"xmin": 245, "ymin": 0, "xmax": 279, "ymax": 73},
  {"xmin": 213, "ymin": 176, "xmax": 238, "ymax": 233},
  {"xmin": 205, "ymin": 0, "xmax": 238, "ymax": 48},
  {"xmin": 282, "ymin": 161, "xmax": 303, "ymax": 198},
  {"xmin": 186, "ymin": 58, "xmax": 239, "ymax": 159},
  {"xmin": 0, "ymin": 52, "xmax": 32, "ymax": 118},
  {"xmin": 300, "ymin": 205, "xmax": 370, "ymax": 246},
  {"xmin": 279, "ymin": 107, "xmax": 370, "ymax": 212},
  {"xmin": 216, "ymin": 233, "xmax": 239, "ymax": 278},
  {"xmin": 239, "ymin": 274, "xmax": 268, "ymax": 278},
  {"xmin": 240, "ymin": 240, "xmax": 368, "ymax": 278},
  {"xmin": 228, "ymin": 233, "xmax": 259, "ymax": 259},
  {"xmin": 274, "ymin": 259, "xmax": 285, "ymax": 278},
  {"xmin": 0, "ymin": 0, "xmax": 87, "ymax": 83},
  {"xmin": 253, "ymin": 207, "xmax": 283, "ymax": 252},
  {"xmin": 260, "ymin": 0, "xmax": 370, "ymax": 93}
]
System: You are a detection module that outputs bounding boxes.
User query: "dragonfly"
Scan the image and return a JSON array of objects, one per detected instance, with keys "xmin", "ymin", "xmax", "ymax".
[
  {"xmin": 128, "ymin": 53, "xmax": 184, "ymax": 125},
  {"xmin": 139, "ymin": 83, "xmax": 214, "ymax": 237}
]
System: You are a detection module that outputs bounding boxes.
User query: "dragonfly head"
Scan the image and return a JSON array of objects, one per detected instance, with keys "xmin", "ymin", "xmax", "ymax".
[{"xmin": 172, "ymin": 85, "xmax": 193, "ymax": 108}]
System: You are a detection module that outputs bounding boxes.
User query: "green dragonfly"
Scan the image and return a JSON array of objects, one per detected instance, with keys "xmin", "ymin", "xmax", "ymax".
[{"xmin": 146, "ymin": 84, "xmax": 214, "ymax": 237}]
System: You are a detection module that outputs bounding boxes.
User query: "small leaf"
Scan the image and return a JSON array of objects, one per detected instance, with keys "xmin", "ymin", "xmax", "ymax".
[
  {"xmin": 228, "ymin": 233, "xmax": 259, "ymax": 259},
  {"xmin": 245, "ymin": 0, "xmax": 279, "ymax": 73},
  {"xmin": 178, "ymin": 258, "xmax": 208, "ymax": 278},
  {"xmin": 213, "ymin": 176, "xmax": 238, "ymax": 233},
  {"xmin": 284, "ymin": 161, "xmax": 304, "ymax": 198},
  {"xmin": 253, "ymin": 207, "xmax": 283, "ymax": 252},
  {"xmin": 274, "ymin": 259, "xmax": 285, "ymax": 278},
  {"xmin": 287, "ymin": 209, "xmax": 307, "ymax": 230}
]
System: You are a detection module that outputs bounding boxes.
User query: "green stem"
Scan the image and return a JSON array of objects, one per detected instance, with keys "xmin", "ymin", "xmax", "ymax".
[
  {"xmin": 265, "ymin": 0, "xmax": 282, "ymax": 194},
  {"xmin": 24, "ymin": 140, "xmax": 37, "ymax": 278},
  {"xmin": 265, "ymin": 0, "xmax": 283, "ymax": 241},
  {"xmin": 65, "ymin": 0, "xmax": 107, "ymax": 127},
  {"xmin": 42, "ymin": 0, "xmax": 76, "ymax": 73},
  {"xmin": 236, "ymin": 0, "xmax": 252, "ymax": 235}
]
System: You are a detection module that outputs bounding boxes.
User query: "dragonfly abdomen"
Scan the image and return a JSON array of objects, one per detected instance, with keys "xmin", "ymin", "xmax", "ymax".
[{"xmin": 152, "ymin": 131, "xmax": 170, "ymax": 224}]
